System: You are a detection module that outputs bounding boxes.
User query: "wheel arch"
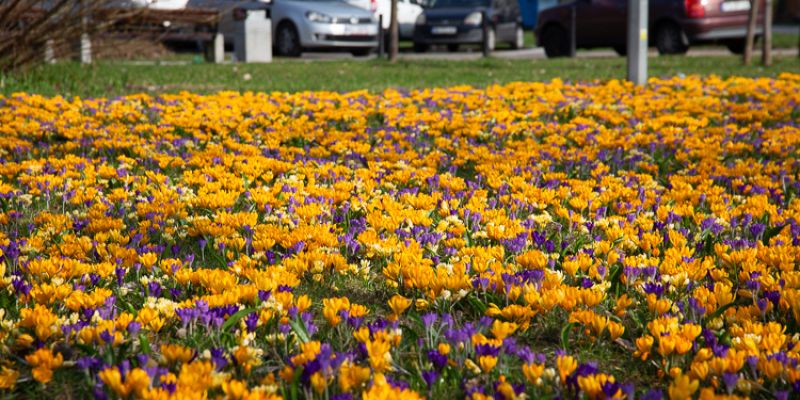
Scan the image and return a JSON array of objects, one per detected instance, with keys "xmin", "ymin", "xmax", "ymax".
[{"xmin": 274, "ymin": 18, "xmax": 302, "ymax": 56}]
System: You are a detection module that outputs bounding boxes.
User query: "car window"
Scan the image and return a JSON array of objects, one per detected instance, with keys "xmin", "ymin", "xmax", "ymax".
[{"xmin": 507, "ymin": 0, "xmax": 519, "ymax": 13}]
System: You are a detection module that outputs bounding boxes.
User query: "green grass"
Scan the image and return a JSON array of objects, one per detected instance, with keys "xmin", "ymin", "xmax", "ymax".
[
  {"xmin": 773, "ymin": 32, "xmax": 800, "ymax": 49},
  {"xmin": 1, "ymin": 54, "xmax": 798, "ymax": 98}
]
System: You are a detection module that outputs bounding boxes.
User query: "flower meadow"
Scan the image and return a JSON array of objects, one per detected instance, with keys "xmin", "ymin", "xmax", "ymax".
[{"xmin": 1, "ymin": 74, "xmax": 800, "ymax": 400}]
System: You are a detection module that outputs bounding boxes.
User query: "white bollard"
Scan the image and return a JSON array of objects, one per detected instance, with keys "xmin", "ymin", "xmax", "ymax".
[
  {"xmin": 44, "ymin": 39, "xmax": 55, "ymax": 64},
  {"xmin": 80, "ymin": 33, "xmax": 92, "ymax": 64},
  {"xmin": 234, "ymin": 10, "xmax": 272, "ymax": 63},
  {"xmin": 213, "ymin": 32, "xmax": 225, "ymax": 63}
]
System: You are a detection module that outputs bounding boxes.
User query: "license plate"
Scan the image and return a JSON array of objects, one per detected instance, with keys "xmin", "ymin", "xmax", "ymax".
[
  {"xmin": 431, "ymin": 26, "xmax": 457, "ymax": 35},
  {"xmin": 721, "ymin": 0, "xmax": 750, "ymax": 12},
  {"xmin": 345, "ymin": 26, "xmax": 371, "ymax": 35}
]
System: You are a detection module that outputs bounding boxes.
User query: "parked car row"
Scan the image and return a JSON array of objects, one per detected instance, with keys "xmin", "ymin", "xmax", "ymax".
[
  {"xmin": 536, "ymin": 0, "xmax": 765, "ymax": 57},
  {"xmin": 120, "ymin": 0, "xmax": 386, "ymax": 56},
  {"xmin": 182, "ymin": 0, "xmax": 380, "ymax": 56},
  {"xmin": 126, "ymin": 0, "xmax": 765, "ymax": 57},
  {"xmin": 412, "ymin": 0, "xmax": 525, "ymax": 52}
]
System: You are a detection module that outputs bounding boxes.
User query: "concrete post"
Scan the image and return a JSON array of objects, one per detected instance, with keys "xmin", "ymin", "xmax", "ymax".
[
  {"xmin": 80, "ymin": 33, "xmax": 92, "ymax": 64},
  {"xmin": 627, "ymin": 0, "xmax": 647, "ymax": 85},
  {"xmin": 235, "ymin": 10, "xmax": 272, "ymax": 63},
  {"xmin": 78, "ymin": 0, "xmax": 91, "ymax": 64},
  {"xmin": 213, "ymin": 33, "xmax": 225, "ymax": 63},
  {"xmin": 44, "ymin": 39, "xmax": 55, "ymax": 64}
]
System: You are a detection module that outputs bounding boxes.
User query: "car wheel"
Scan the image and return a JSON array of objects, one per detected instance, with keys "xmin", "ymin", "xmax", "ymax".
[
  {"xmin": 413, "ymin": 42, "xmax": 429, "ymax": 53},
  {"xmin": 723, "ymin": 37, "xmax": 756, "ymax": 55},
  {"xmin": 447, "ymin": 44, "xmax": 460, "ymax": 52},
  {"xmin": 613, "ymin": 44, "xmax": 626, "ymax": 56},
  {"xmin": 541, "ymin": 25, "xmax": 570, "ymax": 58},
  {"xmin": 351, "ymin": 48, "xmax": 372, "ymax": 57},
  {"xmin": 275, "ymin": 22, "xmax": 302, "ymax": 57},
  {"xmin": 655, "ymin": 22, "xmax": 688, "ymax": 55},
  {"xmin": 510, "ymin": 24, "xmax": 525, "ymax": 49}
]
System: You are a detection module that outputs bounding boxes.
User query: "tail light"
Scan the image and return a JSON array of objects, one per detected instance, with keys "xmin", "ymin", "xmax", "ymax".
[
  {"xmin": 685, "ymin": 0, "xmax": 705, "ymax": 18},
  {"xmin": 370, "ymin": 0, "xmax": 378, "ymax": 13}
]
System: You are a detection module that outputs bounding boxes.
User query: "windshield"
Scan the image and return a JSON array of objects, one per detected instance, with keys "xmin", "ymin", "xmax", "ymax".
[{"xmin": 430, "ymin": 0, "xmax": 489, "ymax": 8}]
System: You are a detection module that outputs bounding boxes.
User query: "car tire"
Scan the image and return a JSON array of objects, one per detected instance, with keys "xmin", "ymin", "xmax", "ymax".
[
  {"xmin": 447, "ymin": 44, "xmax": 460, "ymax": 52},
  {"xmin": 541, "ymin": 25, "xmax": 570, "ymax": 58},
  {"xmin": 413, "ymin": 42, "xmax": 429, "ymax": 53},
  {"xmin": 613, "ymin": 44, "xmax": 626, "ymax": 56},
  {"xmin": 351, "ymin": 48, "xmax": 372, "ymax": 57},
  {"xmin": 510, "ymin": 24, "xmax": 525, "ymax": 49},
  {"xmin": 655, "ymin": 22, "xmax": 688, "ymax": 55},
  {"xmin": 276, "ymin": 22, "xmax": 302, "ymax": 57}
]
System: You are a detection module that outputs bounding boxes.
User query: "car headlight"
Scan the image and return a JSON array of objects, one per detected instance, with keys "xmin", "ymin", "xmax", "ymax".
[
  {"xmin": 464, "ymin": 11, "xmax": 482, "ymax": 26},
  {"xmin": 306, "ymin": 11, "xmax": 333, "ymax": 23},
  {"xmin": 415, "ymin": 14, "xmax": 426, "ymax": 25}
]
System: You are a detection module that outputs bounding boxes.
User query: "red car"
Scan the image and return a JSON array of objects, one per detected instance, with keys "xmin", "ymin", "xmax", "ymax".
[{"xmin": 535, "ymin": 0, "xmax": 764, "ymax": 57}]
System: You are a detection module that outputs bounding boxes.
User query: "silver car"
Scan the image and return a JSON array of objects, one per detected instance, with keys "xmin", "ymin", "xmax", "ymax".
[
  {"xmin": 188, "ymin": 0, "xmax": 378, "ymax": 57},
  {"xmin": 270, "ymin": 0, "xmax": 378, "ymax": 56}
]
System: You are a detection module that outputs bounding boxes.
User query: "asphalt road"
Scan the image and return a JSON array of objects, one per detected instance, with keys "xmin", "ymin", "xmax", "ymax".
[
  {"xmin": 298, "ymin": 46, "xmax": 798, "ymax": 61},
  {"xmin": 295, "ymin": 23, "xmax": 800, "ymax": 61}
]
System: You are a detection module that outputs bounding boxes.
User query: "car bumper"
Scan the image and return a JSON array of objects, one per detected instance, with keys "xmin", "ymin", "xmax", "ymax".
[
  {"xmin": 413, "ymin": 25, "xmax": 484, "ymax": 44},
  {"xmin": 300, "ymin": 21, "xmax": 379, "ymax": 48},
  {"xmin": 680, "ymin": 15, "xmax": 763, "ymax": 41},
  {"xmin": 691, "ymin": 26, "xmax": 764, "ymax": 41},
  {"xmin": 399, "ymin": 23, "xmax": 415, "ymax": 40}
]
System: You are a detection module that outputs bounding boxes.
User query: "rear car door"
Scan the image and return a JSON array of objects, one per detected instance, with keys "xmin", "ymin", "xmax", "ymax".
[
  {"xmin": 397, "ymin": 0, "xmax": 423, "ymax": 38},
  {"xmin": 575, "ymin": 0, "xmax": 626, "ymax": 48}
]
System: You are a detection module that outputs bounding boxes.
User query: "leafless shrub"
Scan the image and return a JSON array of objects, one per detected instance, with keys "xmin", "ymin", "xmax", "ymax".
[{"xmin": 0, "ymin": 1, "xmax": 142, "ymax": 72}]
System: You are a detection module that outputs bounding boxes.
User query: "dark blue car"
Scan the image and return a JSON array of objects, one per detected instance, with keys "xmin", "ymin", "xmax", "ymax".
[{"xmin": 412, "ymin": 0, "xmax": 525, "ymax": 52}]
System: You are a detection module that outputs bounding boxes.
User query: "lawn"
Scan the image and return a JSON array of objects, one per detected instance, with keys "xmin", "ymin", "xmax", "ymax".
[{"xmin": 1, "ymin": 54, "xmax": 798, "ymax": 97}]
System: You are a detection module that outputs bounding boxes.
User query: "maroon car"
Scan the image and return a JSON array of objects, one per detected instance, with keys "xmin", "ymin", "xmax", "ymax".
[{"xmin": 535, "ymin": 0, "xmax": 764, "ymax": 57}]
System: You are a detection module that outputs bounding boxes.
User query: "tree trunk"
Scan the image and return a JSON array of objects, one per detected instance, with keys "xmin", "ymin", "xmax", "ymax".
[
  {"xmin": 389, "ymin": 0, "xmax": 399, "ymax": 62},
  {"xmin": 744, "ymin": 0, "xmax": 760, "ymax": 65},
  {"xmin": 762, "ymin": 0, "xmax": 772, "ymax": 66}
]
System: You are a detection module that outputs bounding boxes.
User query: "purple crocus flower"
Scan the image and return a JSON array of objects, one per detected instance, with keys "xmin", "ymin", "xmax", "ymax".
[
  {"xmin": 245, "ymin": 312, "xmax": 259, "ymax": 332},
  {"xmin": 641, "ymin": 389, "xmax": 664, "ymax": 400},
  {"xmin": 722, "ymin": 372, "xmax": 739, "ymax": 393},
  {"xmin": 421, "ymin": 313, "xmax": 437, "ymax": 329},
  {"xmin": 422, "ymin": 369, "xmax": 439, "ymax": 388},
  {"xmin": 427, "ymin": 350, "xmax": 448, "ymax": 370},
  {"xmin": 211, "ymin": 348, "xmax": 228, "ymax": 370},
  {"xmin": 127, "ymin": 322, "xmax": 141, "ymax": 335}
]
